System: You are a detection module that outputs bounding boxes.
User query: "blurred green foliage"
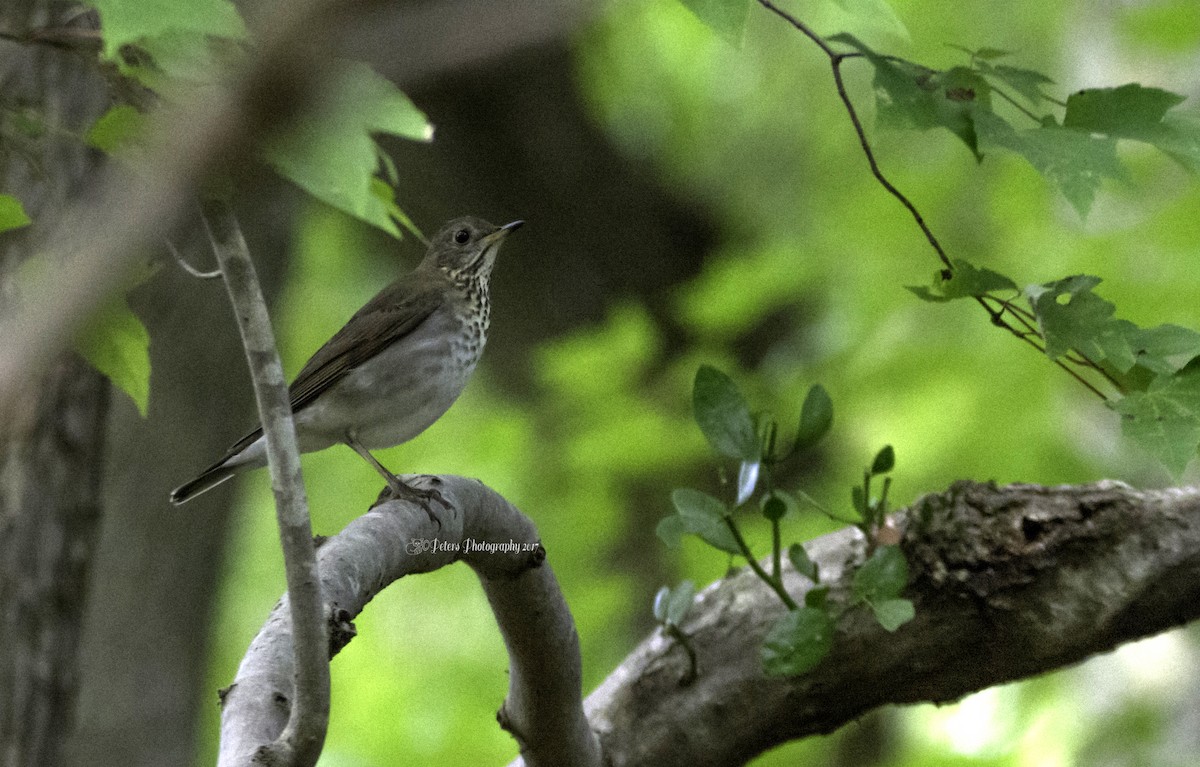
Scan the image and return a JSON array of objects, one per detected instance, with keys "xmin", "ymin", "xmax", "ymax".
[{"xmin": 199, "ymin": 0, "xmax": 1200, "ymax": 765}]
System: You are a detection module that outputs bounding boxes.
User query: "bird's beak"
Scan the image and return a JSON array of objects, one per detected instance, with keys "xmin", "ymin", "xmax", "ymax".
[{"xmin": 484, "ymin": 220, "xmax": 524, "ymax": 245}]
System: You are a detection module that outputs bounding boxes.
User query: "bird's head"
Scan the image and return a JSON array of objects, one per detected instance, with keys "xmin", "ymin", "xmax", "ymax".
[{"xmin": 424, "ymin": 216, "xmax": 523, "ymax": 281}]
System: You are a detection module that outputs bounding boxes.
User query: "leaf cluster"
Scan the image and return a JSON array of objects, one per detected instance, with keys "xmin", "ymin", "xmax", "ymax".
[
  {"xmin": 1, "ymin": 0, "xmax": 430, "ymax": 415},
  {"xmin": 658, "ymin": 366, "xmax": 913, "ymax": 678},
  {"xmin": 910, "ymin": 262, "xmax": 1200, "ymax": 475}
]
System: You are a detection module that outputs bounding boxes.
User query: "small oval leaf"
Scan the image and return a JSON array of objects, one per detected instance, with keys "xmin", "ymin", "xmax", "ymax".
[
  {"xmin": 795, "ymin": 384, "xmax": 834, "ymax": 450},
  {"xmin": 870, "ymin": 444, "xmax": 895, "ymax": 475},
  {"xmin": 693, "ymin": 365, "xmax": 761, "ymax": 461},
  {"xmin": 670, "ymin": 488, "xmax": 740, "ymax": 554},
  {"xmin": 666, "ymin": 580, "xmax": 696, "ymax": 626},
  {"xmin": 787, "ymin": 543, "xmax": 819, "ymax": 581}
]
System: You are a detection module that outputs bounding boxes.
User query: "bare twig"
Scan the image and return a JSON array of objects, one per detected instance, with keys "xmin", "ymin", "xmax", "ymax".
[
  {"xmin": 165, "ymin": 238, "xmax": 222, "ymax": 279},
  {"xmin": 200, "ymin": 197, "xmax": 329, "ymax": 767}
]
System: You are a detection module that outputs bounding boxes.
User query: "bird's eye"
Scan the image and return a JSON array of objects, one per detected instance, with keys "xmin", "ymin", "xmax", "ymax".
[{"xmin": 454, "ymin": 229, "xmax": 470, "ymax": 244}]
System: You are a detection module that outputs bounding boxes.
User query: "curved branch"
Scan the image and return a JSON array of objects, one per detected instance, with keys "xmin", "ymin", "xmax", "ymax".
[
  {"xmin": 217, "ymin": 475, "xmax": 602, "ymax": 767},
  {"xmin": 584, "ymin": 481, "xmax": 1200, "ymax": 766}
]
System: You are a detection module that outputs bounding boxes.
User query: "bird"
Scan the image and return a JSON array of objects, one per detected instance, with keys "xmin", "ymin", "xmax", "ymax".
[{"xmin": 170, "ymin": 215, "xmax": 523, "ymax": 509}]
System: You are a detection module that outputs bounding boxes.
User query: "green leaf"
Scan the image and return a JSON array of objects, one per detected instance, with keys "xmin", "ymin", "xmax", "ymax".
[
  {"xmin": 75, "ymin": 297, "xmax": 152, "ymax": 416},
  {"xmin": 1114, "ymin": 362, "xmax": 1200, "ymax": 477},
  {"xmin": 906, "ymin": 258, "xmax": 1018, "ymax": 302},
  {"xmin": 852, "ymin": 545, "xmax": 909, "ymax": 604},
  {"xmin": 831, "ymin": 36, "xmax": 991, "ymax": 160},
  {"xmin": 794, "ymin": 383, "xmax": 834, "ymax": 450},
  {"xmin": 870, "ymin": 444, "xmax": 895, "ymax": 475},
  {"xmin": 0, "ymin": 194, "xmax": 31, "ymax": 233},
  {"xmin": 656, "ymin": 514, "xmax": 685, "ymax": 549},
  {"xmin": 871, "ymin": 598, "xmax": 916, "ymax": 632},
  {"xmin": 804, "ymin": 585, "xmax": 829, "ymax": 610},
  {"xmin": 692, "ymin": 365, "xmax": 761, "ymax": 461},
  {"xmin": 670, "ymin": 487, "xmax": 741, "ymax": 554},
  {"xmin": 1131, "ymin": 324, "xmax": 1200, "ymax": 375},
  {"xmin": 761, "ymin": 607, "xmax": 834, "ymax": 676},
  {"xmin": 787, "ymin": 543, "xmax": 819, "ymax": 582},
  {"xmin": 1155, "ymin": 113, "xmax": 1200, "ymax": 173},
  {"xmin": 974, "ymin": 110, "xmax": 1127, "ymax": 217},
  {"xmin": 264, "ymin": 60, "xmax": 432, "ymax": 237},
  {"xmin": 1064, "ymin": 84, "xmax": 1185, "ymax": 136},
  {"xmin": 678, "ymin": 0, "xmax": 750, "ymax": 47},
  {"xmin": 666, "ymin": 580, "xmax": 696, "ymax": 625},
  {"xmin": 975, "ymin": 61, "xmax": 1055, "ymax": 105},
  {"xmin": 1025, "ymin": 275, "xmax": 1120, "ymax": 362},
  {"xmin": 86, "ymin": 105, "xmax": 144, "ymax": 154},
  {"xmin": 84, "ymin": 0, "xmax": 246, "ymax": 59},
  {"xmin": 829, "ymin": 0, "xmax": 910, "ymax": 44},
  {"xmin": 1062, "ymin": 86, "xmax": 1200, "ymax": 174}
]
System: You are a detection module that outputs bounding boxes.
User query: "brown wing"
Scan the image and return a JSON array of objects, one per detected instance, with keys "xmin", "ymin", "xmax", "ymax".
[
  {"xmin": 213, "ymin": 270, "xmax": 445, "ymax": 460},
  {"xmin": 288, "ymin": 269, "xmax": 445, "ymax": 412}
]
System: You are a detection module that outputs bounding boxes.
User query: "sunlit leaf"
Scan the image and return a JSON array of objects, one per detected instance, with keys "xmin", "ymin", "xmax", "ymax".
[
  {"xmin": 830, "ymin": 0, "xmax": 910, "ymax": 44},
  {"xmin": 0, "ymin": 195, "xmax": 31, "ymax": 233},
  {"xmin": 678, "ymin": 0, "xmax": 750, "ymax": 47},
  {"xmin": 84, "ymin": 0, "xmax": 246, "ymax": 59},
  {"xmin": 736, "ymin": 460, "xmax": 760, "ymax": 505},
  {"xmin": 86, "ymin": 105, "xmax": 144, "ymax": 154},
  {"xmin": 75, "ymin": 297, "xmax": 152, "ymax": 416},
  {"xmin": 264, "ymin": 60, "xmax": 431, "ymax": 237}
]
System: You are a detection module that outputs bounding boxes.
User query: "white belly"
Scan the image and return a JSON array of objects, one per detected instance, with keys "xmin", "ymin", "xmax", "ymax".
[{"xmin": 292, "ymin": 316, "xmax": 481, "ymax": 451}]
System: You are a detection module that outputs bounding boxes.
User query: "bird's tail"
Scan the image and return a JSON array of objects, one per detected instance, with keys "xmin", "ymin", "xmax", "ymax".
[{"xmin": 170, "ymin": 462, "xmax": 238, "ymax": 506}]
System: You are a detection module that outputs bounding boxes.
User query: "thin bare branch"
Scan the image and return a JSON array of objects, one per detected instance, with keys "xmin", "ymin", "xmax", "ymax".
[{"xmin": 200, "ymin": 197, "xmax": 328, "ymax": 767}]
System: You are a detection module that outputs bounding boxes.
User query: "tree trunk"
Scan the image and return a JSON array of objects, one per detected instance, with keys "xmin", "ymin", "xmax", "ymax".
[{"xmin": 0, "ymin": 5, "xmax": 111, "ymax": 766}]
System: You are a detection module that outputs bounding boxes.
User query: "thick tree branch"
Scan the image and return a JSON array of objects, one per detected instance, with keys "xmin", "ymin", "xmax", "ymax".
[
  {"xmin": 583, "ymin": 480, "xmax": 1200, "ymax": 766},
  {"xmin": 226, "ymin": 477, "xmax": 1200, "ymax": 766},
  {"xmin": 218, "ymin": 475, "xmax": 601, "ymax": 767}
]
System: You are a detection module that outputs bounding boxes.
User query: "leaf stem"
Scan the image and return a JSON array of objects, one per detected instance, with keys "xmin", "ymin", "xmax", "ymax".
[{"xmin": 723, "ymin": 516, "xmax": 798, "ymax": 610}]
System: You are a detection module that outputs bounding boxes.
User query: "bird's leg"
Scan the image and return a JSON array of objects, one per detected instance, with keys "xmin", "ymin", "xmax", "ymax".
[{"xmin": 343, "ymin": 435, "xmax": 450, "ymax": 522}]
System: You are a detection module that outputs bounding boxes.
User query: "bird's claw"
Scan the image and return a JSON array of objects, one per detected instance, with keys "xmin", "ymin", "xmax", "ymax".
[{"xmin": 382, "ymin": 476, "xmax": 451, "ymax": 527}]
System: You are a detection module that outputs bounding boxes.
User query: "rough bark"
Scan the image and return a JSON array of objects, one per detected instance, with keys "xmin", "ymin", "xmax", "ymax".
[
  {"xmin": 0, "ymin": 5, "xmax": 111, "ymax": 766},
  {"xmin": 223, "ymin": 477, "xmax": 1200, "ymax": 766},
  {"xmin": 582, "ymin": 480, "xmax": 1200, "ymax": 766}
]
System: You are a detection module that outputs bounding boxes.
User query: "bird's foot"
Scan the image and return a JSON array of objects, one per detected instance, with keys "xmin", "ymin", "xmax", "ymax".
[{"xmin": 381, "ymin": 474, "xmax": 450, "ymax": 526}]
